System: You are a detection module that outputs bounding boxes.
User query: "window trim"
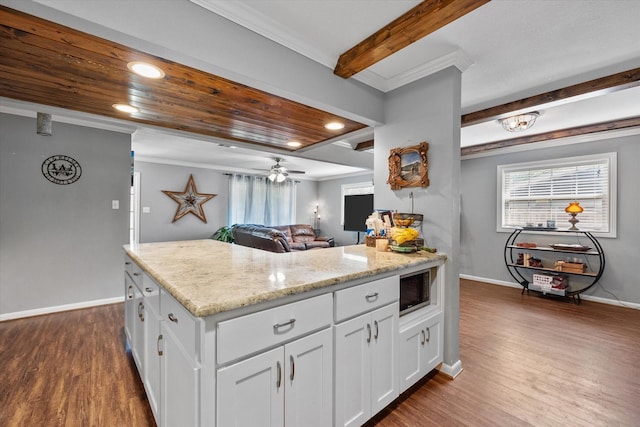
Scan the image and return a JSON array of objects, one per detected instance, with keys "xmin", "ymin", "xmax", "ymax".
[{"xmin": 496, "ymin": 152, "xmax": 617, "ymax": 238}]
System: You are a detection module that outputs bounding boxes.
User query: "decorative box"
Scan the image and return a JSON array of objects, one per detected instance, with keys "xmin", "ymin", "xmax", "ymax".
[{"xmin": 365, "ymin": 235, "xmax": 387, "ymax": 247}]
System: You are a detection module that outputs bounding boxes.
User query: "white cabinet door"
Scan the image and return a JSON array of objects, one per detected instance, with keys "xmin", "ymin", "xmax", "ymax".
[
  {"xmin": 145, "ymin": 304, "xmax": 161, "ymax": 422},
  {"xmin": 124, "ymin": 274, "xmax": 136, "ymax": 347},
  {"xmin": 399, "ymin": 318, "xmax": 424, "ymax": 392},
  {"xmin": 132, "ymin": 283, "xmax": 145, "ymax": 374},
  {"xmin": 399, "ymin": 311, "xmax": 443, "ymax": 393},
  {"xmin": 370, "ymin": 303, "xmax": 398, "ymax": 416},
  {"xmin": 422, "ymin": 313, "xmax": 443, "ymax": 374},
  {"xmin": 217, "ymin": 347, "xmax": 284, "ymax": 427},
  {"xmin": 335, "ymin": 304, "xmax": 399, "ymax": 427},
  {"xmin": 161, "ymin": 325, "xmax": 200, "ymax": 427},
  {"xmin": 284, "ymin": 328, "xmax": 332, "ymax": 427},
  {"xmin": 334, "ymin": 313, "xmax": 372, "ymax": 427}
]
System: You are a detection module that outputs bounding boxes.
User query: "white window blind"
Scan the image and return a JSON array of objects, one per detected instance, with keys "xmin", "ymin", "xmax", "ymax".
[{"xmin": 498, "ymin": 153, "xmax": 616, "ymax": 236}]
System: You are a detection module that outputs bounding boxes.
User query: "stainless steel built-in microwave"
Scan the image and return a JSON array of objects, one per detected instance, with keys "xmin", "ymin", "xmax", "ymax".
[{"xmin": 399, "ymin": 269, "xmax": 431, "ymax": 316}]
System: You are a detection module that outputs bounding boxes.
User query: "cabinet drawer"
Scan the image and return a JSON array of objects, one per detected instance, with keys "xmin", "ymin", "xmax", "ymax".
[
  {"xmin": 141, "ymin": 273, "xmax": 160, "ymax": 315},
  {"xmin": 217, "ymin": 293, "xmax": 332, "ymax": 365},
  {"xmin": 161, "ymin": 290, "xmax": 198, "ymax": 356},
  {"xmin": 125, "ymin": 255, "xmax": 144, "ymax": 285},
  {"xmin": 334, "ymin": 275, "xmax": 399, "ymax": 322}
]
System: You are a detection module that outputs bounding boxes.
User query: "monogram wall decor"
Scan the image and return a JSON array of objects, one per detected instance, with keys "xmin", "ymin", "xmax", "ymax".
[{"xmin": 41, "ymin": 155, "xmax": 82, "ymax": 185}]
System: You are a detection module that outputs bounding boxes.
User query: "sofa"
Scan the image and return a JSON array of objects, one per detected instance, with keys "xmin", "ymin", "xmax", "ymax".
[{"xmin": 232, "ymin": 224, "xmax": 334, "ymax": 253}]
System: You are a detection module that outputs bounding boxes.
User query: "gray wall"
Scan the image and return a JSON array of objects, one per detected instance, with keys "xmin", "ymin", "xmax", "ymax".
[
  {"xmin": 0, "ymin": 113, "xmax": 131, "ymax": 316},
  {"xmin": 135, "ymin": 161, "xmax": 228, "ymax": 243},
  {"xmin": 373, "ymin": 67, "xmax": 462, "ymax": 373},
  {"xmin": 460, "ymin": 134, "xmax": 640, "ymax": 304},
  {"xmin": 318, "ymin": 173, "xmax": 374, "ymax": 246},
  {"xmin": 135, "ymin": 161, "xmax": 318, "ymax": 243}
]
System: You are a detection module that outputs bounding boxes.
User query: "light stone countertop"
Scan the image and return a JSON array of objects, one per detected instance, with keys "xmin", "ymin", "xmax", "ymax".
[{"xmin": 124, "ymin": 239, "xmax": 447, "ymax": 317}]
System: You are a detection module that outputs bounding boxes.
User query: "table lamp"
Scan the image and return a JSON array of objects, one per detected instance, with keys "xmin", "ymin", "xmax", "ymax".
[{"xmin": 565, "ymin": 201, "xmax": 584, "ymax": 230}]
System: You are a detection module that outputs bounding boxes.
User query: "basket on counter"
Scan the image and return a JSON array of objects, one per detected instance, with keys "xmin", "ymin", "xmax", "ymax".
[{"xmin": 392, "ymin": 213, "xmax": 423, "ymax": 228}]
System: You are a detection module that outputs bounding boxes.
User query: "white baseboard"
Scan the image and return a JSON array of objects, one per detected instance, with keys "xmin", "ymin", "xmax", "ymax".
[
  {"xmin": 439, "ymin": 360, "xmax": 463, "ymax": 379},
  {"xmin": 0, "ymin": 296, "xmax": 123, "ymax": 322},
  {"xmin": 460, "ymin": 274, "xmax": 522, "ymax": 289},
  {"xmin": 460, "ymin": 274, "xmax": 640, "ymax": 310}
]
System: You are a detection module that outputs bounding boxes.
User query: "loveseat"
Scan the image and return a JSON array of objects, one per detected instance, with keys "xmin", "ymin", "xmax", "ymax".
[{"xmin": 232, "ymin": 224, "xmax": 334, "ymax": 253}]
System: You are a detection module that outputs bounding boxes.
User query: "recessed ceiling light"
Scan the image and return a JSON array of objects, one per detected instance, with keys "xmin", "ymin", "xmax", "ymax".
[
  {"xmin": 113, "ymin": 103, "xmax": 139, "ymax": 114},
  {"xmin": 127, "ymin": 61, "xmax": 165, "ymax": 79},
  {"xmin": 287, "ymin": 141, "xmax": 302, "ymax": 148},
  {"xmin": 324, "ymin": 121, "xmax": 345, "ymax": 130}
]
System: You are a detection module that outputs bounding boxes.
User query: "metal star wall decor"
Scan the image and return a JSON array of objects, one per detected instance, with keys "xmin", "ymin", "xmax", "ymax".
[{"xmin": 162, "ymin": 174, "xmax": 216, "ymax": 223}]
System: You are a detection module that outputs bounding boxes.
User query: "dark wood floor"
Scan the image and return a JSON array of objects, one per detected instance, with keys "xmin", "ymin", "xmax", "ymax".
[{"xmin": 2, "ymin": 279, "xmax": 639, "ymax": 426}]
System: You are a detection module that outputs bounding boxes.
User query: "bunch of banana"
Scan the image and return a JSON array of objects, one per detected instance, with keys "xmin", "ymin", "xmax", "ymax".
[{"xmin": 390, "ymin": 227, "xmax": 419, "ymax": 245}]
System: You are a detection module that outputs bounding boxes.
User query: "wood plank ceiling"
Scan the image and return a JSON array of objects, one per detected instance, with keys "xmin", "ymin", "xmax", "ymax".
[{"xmin": 0, "ymin": 6, "xmax": 366, "ymax": 152}]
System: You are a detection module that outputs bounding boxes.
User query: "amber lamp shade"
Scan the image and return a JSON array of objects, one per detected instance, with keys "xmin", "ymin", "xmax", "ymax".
[{"xmin": 565, "ymin": 202, "xmax": 584, "ymax": 230}]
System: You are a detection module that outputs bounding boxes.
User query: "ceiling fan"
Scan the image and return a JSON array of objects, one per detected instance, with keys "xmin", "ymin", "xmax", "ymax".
[{"xmin": 263, "ymin": 157, "xmax": 306, "ymax": 182}]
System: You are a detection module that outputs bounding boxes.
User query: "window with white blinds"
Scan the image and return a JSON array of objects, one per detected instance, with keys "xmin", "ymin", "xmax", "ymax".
[{"xmin": 497, "ymin": 152, "xmax": 616, "ymax": 236}]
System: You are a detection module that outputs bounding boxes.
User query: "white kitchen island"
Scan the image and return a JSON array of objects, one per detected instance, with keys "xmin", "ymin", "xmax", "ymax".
[{"xmin": 124, "ymin": 239, "xmax": 447, "ymax": 427}]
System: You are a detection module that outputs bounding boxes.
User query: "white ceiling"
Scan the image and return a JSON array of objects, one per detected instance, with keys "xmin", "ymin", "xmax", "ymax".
[{"xmin": 5, "ymin": 0, "xmax": 640, "ymax": 178}]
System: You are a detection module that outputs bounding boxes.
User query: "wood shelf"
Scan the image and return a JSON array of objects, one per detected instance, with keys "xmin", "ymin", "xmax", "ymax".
[
  {"xmin": 506, "ymin": 263, "xmax": 597, "ymax": 277},
  {"xmin": 506, "ymin": 245, "xmax": 600, "ymax": 256}
]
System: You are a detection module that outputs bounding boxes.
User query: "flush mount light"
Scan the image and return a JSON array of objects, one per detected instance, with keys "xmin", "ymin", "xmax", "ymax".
[
  {"xmin": 113, "ymin": 103, "xmax": 139, "ymax": 114},
  {"xmin": 287, "ymin": 141, "xmax": 302, "ymax": 148},
  {"xmin": 500, "ymin": 112, "xmax": 540, "ymax": 132},
  {"xmin": 324, "ymin": 121, "xmax": 345, "ymax": 130},
  {"xmin": 127, "ymin": 61, "xmax": 165, "ymax": 79}
]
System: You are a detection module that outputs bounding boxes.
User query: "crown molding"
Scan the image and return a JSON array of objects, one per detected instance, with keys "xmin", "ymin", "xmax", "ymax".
[
  {"xmin": 355, "ymin": 50, "xmax": 474, "ymax": 92},
  {"xmin": 189, "ymin": 1, "xmax": 472, "ymax": 93},
  {"xmin": 190, "ymin": 0, "xmax": 336, "ymax": 68}
]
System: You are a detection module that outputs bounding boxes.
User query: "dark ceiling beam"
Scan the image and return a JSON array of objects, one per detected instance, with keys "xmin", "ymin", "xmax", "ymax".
[
  {"xmin": 461, "ymin": 116, "xmax": 640, "ymax": 157},
  {"xmin": 334, "ymin": 0, "xmax": 490, "ymax": 79},
  {"xmin": 462, "ymin": 67, "xmax": 640, "ymax": 127},
  {"xmin": 355, "ymin": 140, "xmax": 374, "ymax": 151}
]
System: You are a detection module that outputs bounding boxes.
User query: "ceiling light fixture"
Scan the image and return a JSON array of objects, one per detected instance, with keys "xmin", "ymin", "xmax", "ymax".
[
  {"xmin": 287, "ymin": 141, "xmax": 302, "ymax": 148},
  {"xmin": 324, "ymin": 121, "xmax": 345, "ymax": 130},
  {"xmin": 268, "ymin": 170, "xmax": 287, "ymax": 183},
  {"xmin": 127, "ymin": 61, "xmax": 165, "ymax": 79},
  {"xmin": 500, "ymin": 111, "xmax": 540, "ymax": 132},
  {"xmin": 113, "ymin": 103, "xmax": 139, "ymax": 114}
]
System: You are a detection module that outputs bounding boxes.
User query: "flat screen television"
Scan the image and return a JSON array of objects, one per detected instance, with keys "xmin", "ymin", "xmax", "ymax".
[{"xmin": 343, "ymin": 194, "xmax": 374, "ymax": 232}]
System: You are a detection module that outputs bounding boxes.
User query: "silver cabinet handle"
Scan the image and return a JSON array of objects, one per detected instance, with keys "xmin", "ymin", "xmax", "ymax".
[
  {"xmin": 365, "ymin": 292, "xmax": 379, "ymax": 301},
  {"xmin": 145, "ymin": 287, "xmax": 153, "ymax": 293},
  {"xmin": 425, "ymin": 327, "xmax": 431, "ymax": 343},
  {"xmin": 137, "ymin": 302, "xmax": 144, "ymax": 321},
  {"xmin": 127, "ymin": 285, "xmax": 134, "ymax": 299},
  {"xmin": 125, "ymin": 261, "xmax": 131, "ymax": 265},
  {"xmin": 420, "ymin": 329, "xmax": 426, "ymax": 345},
  {"xmin": 273, "ymin": 318, "xmax": 296, "ymax": 332},
  {"xmin": 276, "ymin": 361, "xmax": 282, "ymax": 389},
  {"xmin": 290, "ymin": 354, "xmax": 295, "ymax": 382},
  {"xmin": 168, "ymin": 313, "xmax": 178, "ymax": 323},
  {"xmin": 374, "ymin": 320, "xmax": 379, "ymax": 340},
  {"xmin": 157, "ymin": 334, "xmax": 163, "ymax": 356},
  {"xmin": 366, "ymin": 323, "xmax": 372, "ymax": 343},
  {"xmin": 133, "ymin": 272, "xmax": 140, "ymax": 276}
]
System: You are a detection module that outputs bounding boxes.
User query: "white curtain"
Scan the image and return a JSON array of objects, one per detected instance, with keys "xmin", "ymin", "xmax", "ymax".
[{"xmin": 228, "ymin": 174, "xmax": 297, "ymax": 226}]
